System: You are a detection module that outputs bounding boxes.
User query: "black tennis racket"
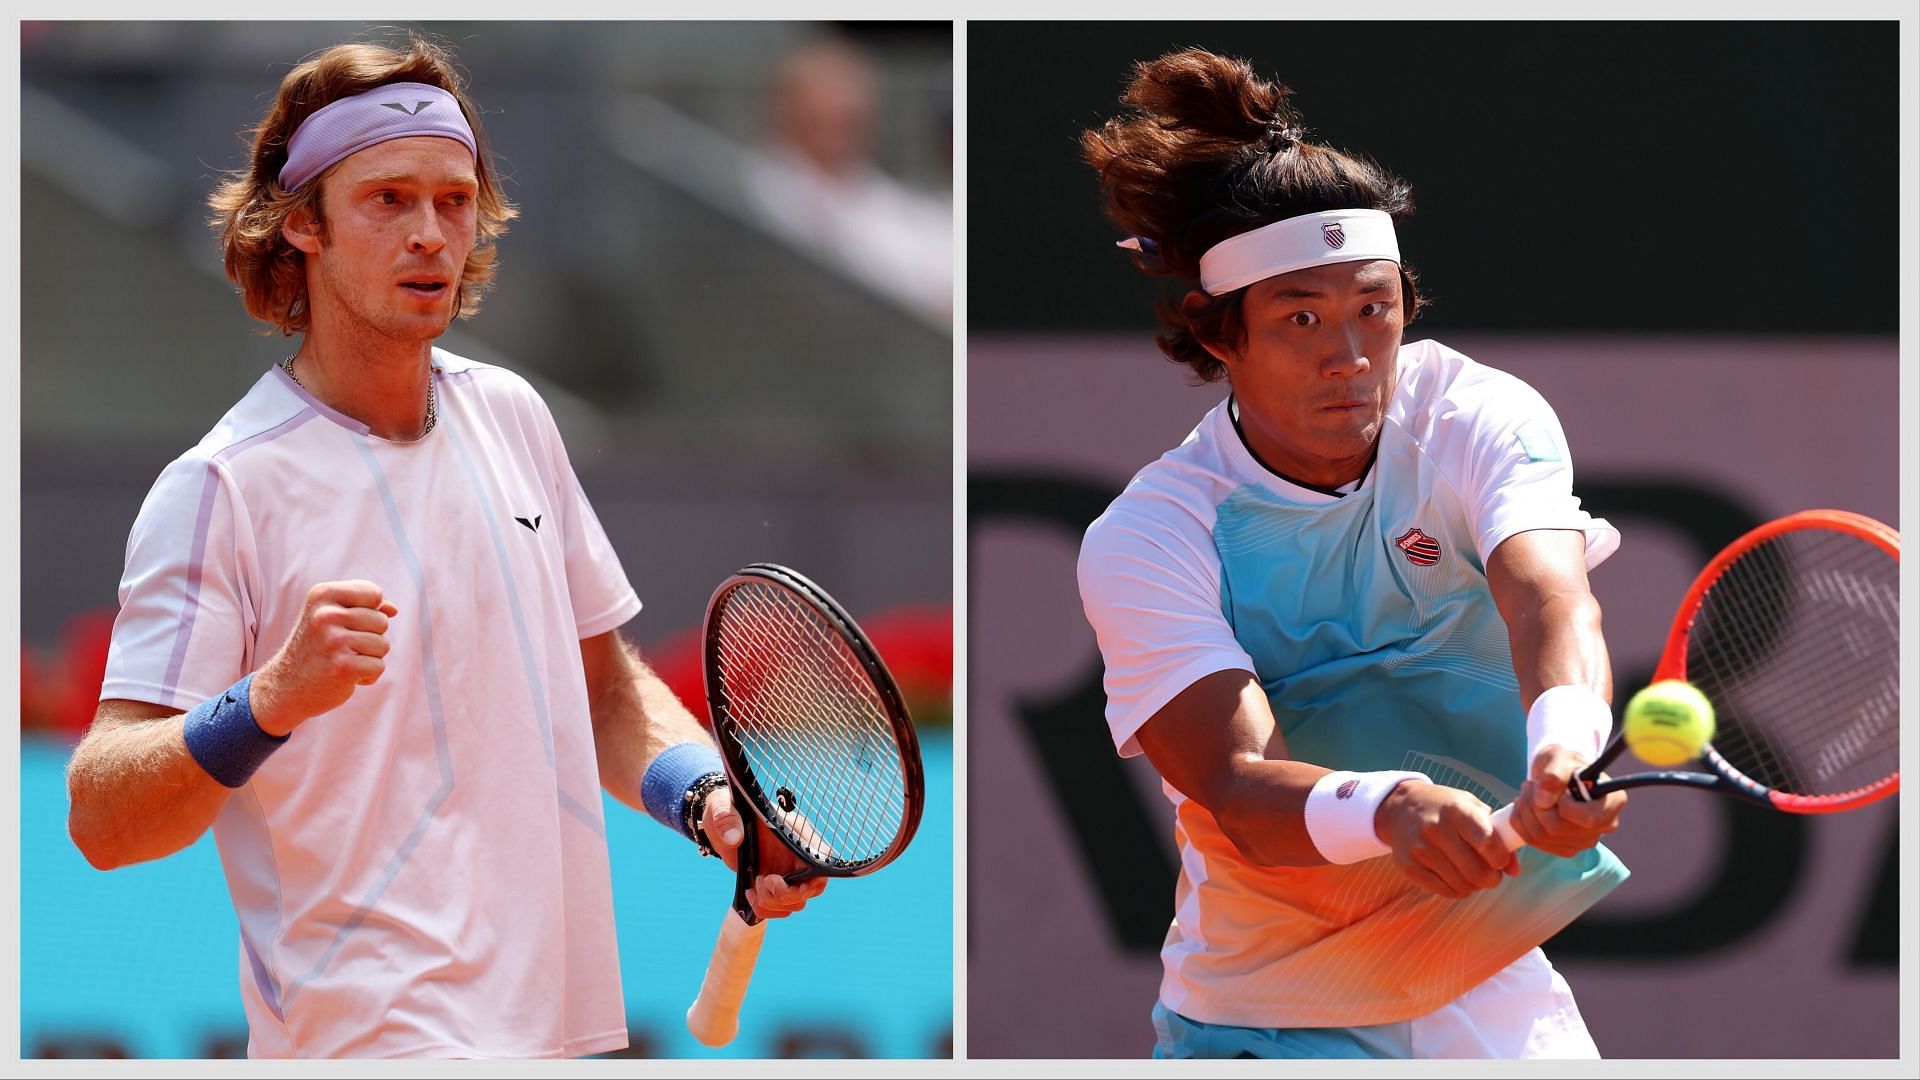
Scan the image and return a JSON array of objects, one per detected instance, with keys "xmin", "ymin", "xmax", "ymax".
[
  {"xmin": 685, "ymin": 563, "xmax": 925, "ymax": 1047},
  {"xmin": 1490, "ymin": 509, "xmax": 1899, "ymax": 847}
]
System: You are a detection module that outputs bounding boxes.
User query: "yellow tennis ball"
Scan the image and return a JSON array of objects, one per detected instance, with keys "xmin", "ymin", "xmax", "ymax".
[{"xmin": 1623, "ymin": 680, "xmax": 1716, "ymax": 767}]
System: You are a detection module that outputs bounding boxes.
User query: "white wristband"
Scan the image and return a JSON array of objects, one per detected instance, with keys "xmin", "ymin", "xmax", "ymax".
[
  {"xmin": 1302, "ymin": 770, "xmax": 1432, "ymax": 864},
  {"xmin": 1526, "ymin": 684, "xmax": 1613, "ymax": 764}
]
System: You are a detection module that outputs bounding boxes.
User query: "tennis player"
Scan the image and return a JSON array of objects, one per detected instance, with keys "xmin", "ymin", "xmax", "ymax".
[
  {"xmin": 64, "ymin": 36, "xmax": 821, "ymax": 1058},
  {"xmin": 1076, "ymin": 49, "xmax": 1631, "ymax": 1059}
]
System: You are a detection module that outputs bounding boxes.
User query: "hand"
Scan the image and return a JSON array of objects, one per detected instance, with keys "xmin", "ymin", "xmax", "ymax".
[
  {"xmin": 251, "ymin": 581, "xmax": 399, "ymax": 737},
  {"xmin": 1511, "ymin": 744, "xmax": 1628, "ymax": 858},
  {"xmin": 1375, "ymin": 780, "xmax": 1519, "ymax": 899},
  {"xmin": 699, "ymin": 785, "xmax": 827, "ymax": 920}
]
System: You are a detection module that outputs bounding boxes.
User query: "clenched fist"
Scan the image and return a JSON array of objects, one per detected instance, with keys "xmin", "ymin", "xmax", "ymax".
[
  {"xmin": 698, "ymin": 785, "xmax": 829, "ymax": 920},
  {"xmin": 251, "ymin": 581, "xmax": 400, "ymax": 737}
]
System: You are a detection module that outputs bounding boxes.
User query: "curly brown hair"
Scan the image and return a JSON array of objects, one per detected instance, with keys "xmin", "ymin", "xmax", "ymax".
[
  {"xmin": 207, "ymin": 35, "xmax": 518, "ymax": 336},
  {"xmin": 1082, "ymin": 48, "xmax": 1423, "ymax": 383}
]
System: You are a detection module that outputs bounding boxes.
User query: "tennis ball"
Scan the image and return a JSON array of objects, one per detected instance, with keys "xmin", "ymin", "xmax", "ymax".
[{"xmin": 1622, "ymin": 680, "xmax": 1716, "ymax": 767}]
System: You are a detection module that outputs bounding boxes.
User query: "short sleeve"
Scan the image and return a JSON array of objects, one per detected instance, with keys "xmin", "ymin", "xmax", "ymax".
[
  {"xmin": 535, "ymin": 402, "xmax": 642, "ymax": 638},
  {"xmin": 101, "ymin": 455, "xmax": 259, "ymax": 711},
  {"xmin": 1454, "ymin": 378, "xmax": 1620, "ymax": 571},
  {"xmin": 1077, "ymin": 505, "xmax": 1256, "ymax": 758}
]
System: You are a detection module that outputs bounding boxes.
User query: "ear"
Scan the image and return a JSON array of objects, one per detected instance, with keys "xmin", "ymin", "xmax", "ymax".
[
  {"xmin": 282, "ymin": 205, "xmax": 322, "ymax": 254},
  {"xmin": 1182, "ymin": 289, "xmax": 1238, "ymax": 367}
]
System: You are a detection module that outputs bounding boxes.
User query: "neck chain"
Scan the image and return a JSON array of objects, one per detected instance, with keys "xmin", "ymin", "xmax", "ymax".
[{"xmin": 281, "ymin": 354, "xmax": 437, "ymax": 438}]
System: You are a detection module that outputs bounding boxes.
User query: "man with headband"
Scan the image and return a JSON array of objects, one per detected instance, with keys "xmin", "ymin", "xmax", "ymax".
[
  {"xmin": 66, "ymin": 36, "xmax": 821, "ymax": 1058},
  {"xmin": 1076, "ymin": 49, "xmax": 1630, "ymax": 1058}
]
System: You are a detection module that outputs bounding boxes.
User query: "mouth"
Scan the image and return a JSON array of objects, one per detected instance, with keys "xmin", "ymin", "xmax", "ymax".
[
  {"xmin": 397, "ymin": 278, "xmax": 450, "ymax": 297},
  {"xmin": 1319, "ymin": 400, "xmax": 1371, "ymax": 413}
]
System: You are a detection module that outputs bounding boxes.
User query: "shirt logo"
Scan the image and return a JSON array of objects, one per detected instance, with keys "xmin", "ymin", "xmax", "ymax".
[
  {"xmin": 1335, "ymin": 779, "xmax": 1360, "ymax": 799},
  {"xmin": 1322, "ymin": 222, "xmax": 1346, "ymax": 249},
  {"xmin": 380, "ymin": 100, "xmax": 436, "ymax": 116},
  {"xmin": 1395, "ymin": 527, "xmax": 1442, "ymax": 566},
  {"xmin": 514, "ymin": 514, "xmax": 543, "ymax": 533}
]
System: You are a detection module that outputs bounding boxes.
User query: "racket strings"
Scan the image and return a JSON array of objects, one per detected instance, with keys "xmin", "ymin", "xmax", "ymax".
[
  {"xmin": 713, "ymin": 581, "xmax": 908, "ymax": 868},
  {"xmin": 719, "ymin": 595, "xmax": 902, "ymax": 864},
  {"xmin": 720, "ymin": 592, "xmax": 901, "ymax": 860},
  {"xmin": 1684, "ymin": 528, "xmax": 1899, "ymax": 798}
]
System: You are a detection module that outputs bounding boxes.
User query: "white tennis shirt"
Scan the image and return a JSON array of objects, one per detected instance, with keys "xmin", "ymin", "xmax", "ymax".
[
  {"xmin": 1079, "ymin": 339, "xmax": 1627, "ymax": 1028},
  {"xmin": 101, "ymin": 349, "xmax": 641, "ymax": 1057}
]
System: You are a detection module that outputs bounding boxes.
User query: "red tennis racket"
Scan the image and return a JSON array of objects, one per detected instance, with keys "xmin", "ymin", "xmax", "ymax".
[{"xmin": 1490, "ymin": 509, "xmax": 1899, "ymax": 847}]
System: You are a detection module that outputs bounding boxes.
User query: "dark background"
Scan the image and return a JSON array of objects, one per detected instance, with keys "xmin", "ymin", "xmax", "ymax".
[
  {"xmin": 971, "ymin": 20, "xmax": 1898, "ymax": 336},
  {"xmin": 965, "ymin": 18, "xmax": 1906, "ymax": 1061}
]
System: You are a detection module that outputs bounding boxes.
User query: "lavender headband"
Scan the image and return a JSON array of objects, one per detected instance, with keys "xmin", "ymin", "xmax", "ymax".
[{"xmin": 279, "ymin": 81, "xmax": 477, "ymax": 191}]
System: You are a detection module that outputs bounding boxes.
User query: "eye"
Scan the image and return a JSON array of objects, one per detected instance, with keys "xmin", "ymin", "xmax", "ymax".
[
  {"xmin": 372, "ymin": 190, "xmax": 400, "ymax": 206},
  {"xmin": 444, "ymin": 192, "xmax": 471, "ymax": 207},
  {"xmin": 1288, "ymin": 310, "xmax": 1319, "ymax": 328},
  {"xmin": 1361, "ymin": 301, "xmax": 1390, "ymax": 317}
]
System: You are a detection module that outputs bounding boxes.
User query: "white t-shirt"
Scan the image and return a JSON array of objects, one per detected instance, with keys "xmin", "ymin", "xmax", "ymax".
[
  {"xmin": 1078, "ymin": 338, "xmax": 1627, "ymax": 1029},
  {"xmin": 102, "ymin": 349, "xmax": 641, "ymax": 1058}
]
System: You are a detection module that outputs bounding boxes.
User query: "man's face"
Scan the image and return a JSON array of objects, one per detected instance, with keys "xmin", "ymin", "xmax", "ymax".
[
  {"xmin": 1209, "ymin": 258, "xmax": 1406, "ymax": 488},
  {"xmin": 293, "ymin": 136, "xmax": 479, "ymax": 345}
]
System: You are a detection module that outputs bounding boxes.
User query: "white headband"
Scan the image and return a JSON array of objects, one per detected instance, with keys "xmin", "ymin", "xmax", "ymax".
[
  {"xmin": 279, "ymin": 82, "xmax": 477, "ymax": 192},
  {"xmin": 1194, "ymin": 209, "xmax": 1400, "ymax": 295}
]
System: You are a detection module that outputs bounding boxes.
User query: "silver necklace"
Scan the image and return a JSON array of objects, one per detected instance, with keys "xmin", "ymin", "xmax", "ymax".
[{"xmin": 282, "ymin": 354, "xmax": 437, "ymax": 438}]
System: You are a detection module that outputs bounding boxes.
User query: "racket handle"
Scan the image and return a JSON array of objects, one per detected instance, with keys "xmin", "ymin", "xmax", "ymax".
[
  {"xmin": 1488, "ymin": 803, "xmax": 1525, "ymax": 851},
  {"xmin": 686, "ymin": 909, "xmax": 767, "ymax": 1048}
]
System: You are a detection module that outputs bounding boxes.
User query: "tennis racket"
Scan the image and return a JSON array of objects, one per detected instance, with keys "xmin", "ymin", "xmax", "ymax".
[
  {"xmin": 685, "ymin": 563, "xmax": 925, "ymax": 1047},
  {"xmin": 1490, "ymin": 509, "xmax": 1899, "ymax": 848}
]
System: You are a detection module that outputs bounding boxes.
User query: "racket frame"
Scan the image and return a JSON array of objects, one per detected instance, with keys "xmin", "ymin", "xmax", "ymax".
[
  {"xmin": 701, "ymin": 562, "xmax": 926, "ymax": 923},
  {"xmin": 1577, "ymin": 509, "xmax": 1900, "ymax": 814}
]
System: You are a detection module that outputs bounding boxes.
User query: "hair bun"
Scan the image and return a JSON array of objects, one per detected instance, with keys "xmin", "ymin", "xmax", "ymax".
[{"xmin": 1264, "ymin": 120, "xmax": 1304, "ymax": 152}]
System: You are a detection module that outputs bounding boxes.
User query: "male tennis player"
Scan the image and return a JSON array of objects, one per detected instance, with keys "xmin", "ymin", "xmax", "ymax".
[
  {"xmin": 1076, "ymin": 49, "xmax": 1630, "ymax": 1059},
  {"xmin": 64, "ymin": 36, "xmax": 821, "ymax": 1058}
]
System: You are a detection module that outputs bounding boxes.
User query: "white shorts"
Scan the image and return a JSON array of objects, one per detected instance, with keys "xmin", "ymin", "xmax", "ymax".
[{"xmin": 1152, "ymin": 948, "xmax": 1600, "ymax": 1059}]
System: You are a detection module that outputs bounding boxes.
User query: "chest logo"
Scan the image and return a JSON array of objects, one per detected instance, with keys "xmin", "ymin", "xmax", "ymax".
[
  {"xmin": 515, "ymin": 514, "xmax": 543, "ymax": 533},
  {"xmin": 1395, "ymin": 527, "xmax": 1441, "ymax": 566}
]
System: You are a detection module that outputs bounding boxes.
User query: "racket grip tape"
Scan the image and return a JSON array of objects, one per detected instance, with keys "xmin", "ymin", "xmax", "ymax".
[
  {"xmin": 686, "ymin": 908, "xmax": 768, "ymax": 1047},
  {"xmin": 1488, "ymin": 803, "xmax": 1524, "ymax": 851}
]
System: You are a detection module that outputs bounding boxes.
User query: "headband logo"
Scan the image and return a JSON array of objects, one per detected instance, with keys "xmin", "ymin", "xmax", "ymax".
[
  {"xmin": 380, "ymin": 100, "xmax": 436, "ymax": 116},
  {"xmin": 1322, "ymin": 222, "xmax": 1346, "ymax": 249}
]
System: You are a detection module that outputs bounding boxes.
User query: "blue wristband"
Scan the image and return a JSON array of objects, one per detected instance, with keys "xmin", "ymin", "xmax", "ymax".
[
  {"xmin": 640, "ymin": 742, "xmax": 726, "ymax": 840},
  {"xmin": 181, "ymin": 673, "xmax": 288, "ymax": 788}
]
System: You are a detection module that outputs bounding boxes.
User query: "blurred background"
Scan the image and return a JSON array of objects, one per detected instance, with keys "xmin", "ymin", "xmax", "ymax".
[
  {"xmin": 18, "ymin": 20, "xmax": 951, "ymax": 1059},
  {"xmin": 968, "ymin": 21, "xmax": 1904, "ymax": 1060}
]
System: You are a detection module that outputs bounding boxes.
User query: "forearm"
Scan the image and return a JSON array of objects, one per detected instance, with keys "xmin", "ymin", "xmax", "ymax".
[
  {"xmin": 585, "ymin": 633, "xmax": 719, "ymax": 813},
  {"xmin": 1138, "ymin": 670, "xmax": 1340, "ymax": 867},
  {"xmin": 66, "ymin": 710, "xmax": 232, "ymax": 870},
  {"xmin": 1506, "ymin": 588, "xmax": 1611, "ymax": 707},
  {"xmin": 1210, "ymin": 756, "xmax": 1338, "ymax": 867}
]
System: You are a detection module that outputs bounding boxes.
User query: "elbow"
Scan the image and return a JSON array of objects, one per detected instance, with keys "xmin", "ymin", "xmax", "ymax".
[
  {"xmin": 67, "ymin": 810, "xmax": 127, "ymax": 871},
  {"xmin": 66, "ymin": 767, "xmax": 131, "ymax": 871}
]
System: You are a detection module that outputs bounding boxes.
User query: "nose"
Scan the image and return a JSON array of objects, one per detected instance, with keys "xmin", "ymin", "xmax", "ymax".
[
  {"xmin": 406, "ymin": 204, "xmax": 446, "ymax": 255},
  {"xmin": 1323, "ymin": 318, "xmax": 1371, "ymax": 379}
]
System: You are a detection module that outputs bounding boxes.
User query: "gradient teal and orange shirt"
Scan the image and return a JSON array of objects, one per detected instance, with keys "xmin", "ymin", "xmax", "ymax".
[{"xmin": 1079, "ymin": 339, "xmax": 1629, "ymax": 1029}]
